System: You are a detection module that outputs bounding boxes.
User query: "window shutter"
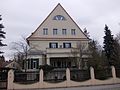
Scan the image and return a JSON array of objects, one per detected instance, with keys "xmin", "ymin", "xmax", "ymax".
[
  {"xmin": 36, "ymin": 59, "xmax": 39, "ymax": 69},
  {"xmin": 28, "ymin": 60, "xmax": 30, "ymax": 69},
  {"xmin": 56, "ymin": 43, "xmax": 58, "ymax": 48},
  {"xmin": 63, "ymin": 43, "xmax": 65, "ymax": 48},
  {"xmin": 31, "ymin": 59, "xmax": 33, "ymax": 69},
  {"xmin": 69, "ymin": 43, "xmax": 71, "ymax": 48},
  {"xmin": 49, "ymin": 43, "xmax": 52, "ymax": 48}
]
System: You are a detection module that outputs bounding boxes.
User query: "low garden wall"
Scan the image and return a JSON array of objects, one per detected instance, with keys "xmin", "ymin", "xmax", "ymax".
[{"xmin": 7, "ymin": 66, "xmax": 120, "ymax": 90}]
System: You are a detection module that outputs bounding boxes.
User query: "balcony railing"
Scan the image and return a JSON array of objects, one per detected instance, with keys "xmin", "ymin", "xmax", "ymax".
[{"xmin": 46, "ymin": 48, "xmax": 72, "ymax": 54}]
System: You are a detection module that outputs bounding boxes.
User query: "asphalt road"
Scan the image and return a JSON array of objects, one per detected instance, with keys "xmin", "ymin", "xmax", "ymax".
[{"xmin": 37, "ymin": 84, "xmax": 120, "ymax": 90}]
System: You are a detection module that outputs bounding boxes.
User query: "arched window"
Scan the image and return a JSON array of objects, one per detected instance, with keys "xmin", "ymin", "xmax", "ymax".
[{"xmin": 53, "ymin": 15, "xmax": 66, "ymax": 20}]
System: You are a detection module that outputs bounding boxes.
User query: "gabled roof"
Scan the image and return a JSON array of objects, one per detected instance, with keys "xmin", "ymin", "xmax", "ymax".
[
  {"xmin": 27, "ymin": 3, "xmax": 89, "ymax": 42},
  {"xmin": 2, "ymin": 60, "xmax": 12, "ymax": 67}
]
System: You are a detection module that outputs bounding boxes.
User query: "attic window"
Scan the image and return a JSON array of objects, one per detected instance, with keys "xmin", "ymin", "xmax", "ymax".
[{"xmin": 53, "ymin": 15, "xmax": 66, "ymax": 20}]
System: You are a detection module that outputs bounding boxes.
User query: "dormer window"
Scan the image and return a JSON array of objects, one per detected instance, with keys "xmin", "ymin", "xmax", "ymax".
[{"xmin": 53, "ymin": 15, "xmax": 66, "ymax": 20}]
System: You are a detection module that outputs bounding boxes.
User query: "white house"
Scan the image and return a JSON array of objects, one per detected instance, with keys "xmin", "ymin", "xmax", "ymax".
[{"xmin": 26, "ymin": 3, "xmax": 89, "ymax": 71}]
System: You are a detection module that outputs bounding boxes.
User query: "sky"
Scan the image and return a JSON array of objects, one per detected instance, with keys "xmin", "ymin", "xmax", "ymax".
[{"xmin": 0, "ymin": 0, "xmax": 120, "ymax": 60}]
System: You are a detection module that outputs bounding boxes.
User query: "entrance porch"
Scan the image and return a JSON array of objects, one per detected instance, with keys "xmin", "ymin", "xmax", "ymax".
[{"xmin": 50, "ymin": 57, "xmax": 76, "ymax": 68}]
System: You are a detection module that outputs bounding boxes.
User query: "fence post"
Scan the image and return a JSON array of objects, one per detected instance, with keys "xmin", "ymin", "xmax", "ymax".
[
  {"xmin": 111, "ymin": 66, "xmax": 116, "ymax": 79},
  {"xmin": 66, "ymin": 68, "xmax": 70, "ymax": 87},
  {"xmin": 90, "ymin": 67, "xmax": 95, "ymax": 80},
  {"xmin": 40, "ymin": 69, "xmax": 43, "ymax": 83},
  {"xmin": 90, "ymin": 67, "xmax": 95, "ymax": 85},
  {"xmin": 39, "ymin": 69, "xmax": 43, "ymax": 88},
  {"xmin": 66, "ymin": 68, "xmax": 70, "ymax": 81},
  {"xmin": 7, "ymin": 69, "xmax": 14, "ymax": 90}
]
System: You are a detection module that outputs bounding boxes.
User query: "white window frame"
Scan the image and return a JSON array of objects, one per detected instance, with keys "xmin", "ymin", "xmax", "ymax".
[
  {"xmin": 50, "ymin": 43, "xmax": 58, "ymax": 48},
  {"xmin": 33, "ymin": 61, "xmax": 37, "ymax": 69},
  {"xmin": 53, "ymin": 15, "xmax": 66, "ymax": 20},
  {"xmin": 43, "ymin": 28, "xmax": 48, "ymax": 35},
  {"xmin": 53, "ymin": 29, "xmax": 58, "ymax": 35},
  {"xmin": 71, "ymin": 29, "xmax": 76, "ymax": 35},
  {"xmin": 63, "ymin": 43, "xmax": 71, "ymax": 48},
  {"xmin": 62, "ymin": 29, "xmax": 67, "ymax": 35}
]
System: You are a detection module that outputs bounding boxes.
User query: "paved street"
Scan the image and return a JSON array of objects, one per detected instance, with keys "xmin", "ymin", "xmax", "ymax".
[{"xmin": 37, "ymin": 84, "xmax": 120, "ymax": 90}]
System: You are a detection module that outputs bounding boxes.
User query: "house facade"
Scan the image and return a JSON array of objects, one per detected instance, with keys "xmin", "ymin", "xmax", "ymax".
[{"xmin": 26, "ymin": 3, "xmax": 89, "ymax": 71}]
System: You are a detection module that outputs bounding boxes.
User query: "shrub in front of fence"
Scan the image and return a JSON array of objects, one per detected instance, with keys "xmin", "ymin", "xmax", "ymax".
[
  {"xmin": 70, "ymin": 68, "xmax": 91, "ymax": 82},
  {"xmin": 94, "ymin": 67, "xmax": 112, "ymax": 80},
  {"xmin": 43, "ymin": 69, "xmax": 66, "ymax": 83}
]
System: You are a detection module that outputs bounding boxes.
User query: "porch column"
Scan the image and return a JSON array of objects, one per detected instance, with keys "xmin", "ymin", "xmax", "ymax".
[{"xmin": 47, "ymin": 57, "xmax": 50, "ymax": 65}]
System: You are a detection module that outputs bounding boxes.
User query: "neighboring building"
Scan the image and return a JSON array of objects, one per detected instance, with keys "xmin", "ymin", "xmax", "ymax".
[
  {"xmin": 26, "ymin": 3, "xmax": 89, "ymax": 71},
  {"xmin": 3, "ymin": 60, "xmax": 21, "ymax": 70}
]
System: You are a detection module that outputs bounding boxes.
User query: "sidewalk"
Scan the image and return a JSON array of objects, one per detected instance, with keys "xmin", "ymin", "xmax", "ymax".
[{"xmin": 36, "ymin": 84, "xmax": 120, "ymax": 90}]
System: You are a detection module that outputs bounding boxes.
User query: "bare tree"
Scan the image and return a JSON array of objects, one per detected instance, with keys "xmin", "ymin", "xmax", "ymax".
[
  {"xmin": 11, "ymin": 37, "xmax": 29, "ymax": 71},
  {"xmin": 71, "ymin": 41, "xmax": 88, "ymax": 69}
]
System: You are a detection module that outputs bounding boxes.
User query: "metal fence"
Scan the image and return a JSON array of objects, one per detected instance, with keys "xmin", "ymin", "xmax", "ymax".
[
  {"xmin": 115, "ymin": 68, "xmax": 120, "ymax": 78},
  {"xmin": 44, "ymin": 68, "xmax": 66, "ymax": 83},
  {"xmin": 0, "ymin": 72, "xmax": 7, "ymax": 89},
  {"xmin": 14, "ymin": 71, "xmax": 39, "ymax": 84},
  {"xmin": 70, "ymin": 69, "xmax": 91, "ymax": 82},
  {"xmin": 0, "ymin": 72, "xmax": 7, "ymax": 81},
  {"xmin": 0, "ymin": 68, "xmax": 9, "ymax": 89},
  {"xmin": 94, "ymin": 67, "xmax": 112, "ymax": 80},
  {"xmin": 0, "ymin": 81, "xmax": 7, "ymax": 89}
]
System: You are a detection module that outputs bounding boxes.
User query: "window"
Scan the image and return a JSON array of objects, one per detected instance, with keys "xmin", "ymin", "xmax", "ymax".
[
  {"xmin": 71, "ymin": 29, "xmax": 76, "ymax": 35},
  {"xmin": 53, "ymin": 29, "xmax": 58, "ymax": 35},
  {"xmin": 53, "ymin": 15, "xmax": 66, "ymax": 20},
  {"xmin": 33, "ymin": 61, "xmax": 37, "ymax": 69},
  {"xmin": 63, "ymin": 43, "xmax": 71, "ymax": 48},
  {"xmin": 43, "ymin": 28, "xmax": 48, "ymax": 35},
  {"xmin": 62, "ymin": 29, "xmax": 67, "ymax": 35},
  {"xmin": 27, "ymin": 58, "xmax": 39, "ymax": 69},
  {"xmin": 49, "ymin": 42, "xmax": 58, "ymax": 48}
]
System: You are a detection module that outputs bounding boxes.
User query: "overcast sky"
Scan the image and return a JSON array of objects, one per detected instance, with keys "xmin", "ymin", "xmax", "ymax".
[{"xmin": 0, "ymin": 0, "xmax": 120, "ymax": 60}]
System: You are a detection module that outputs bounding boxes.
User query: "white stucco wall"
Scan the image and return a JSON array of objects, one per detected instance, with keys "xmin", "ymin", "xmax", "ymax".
[{"xmin": 29, "ymin": 40, "xmax": 88, "ymax": 51}]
